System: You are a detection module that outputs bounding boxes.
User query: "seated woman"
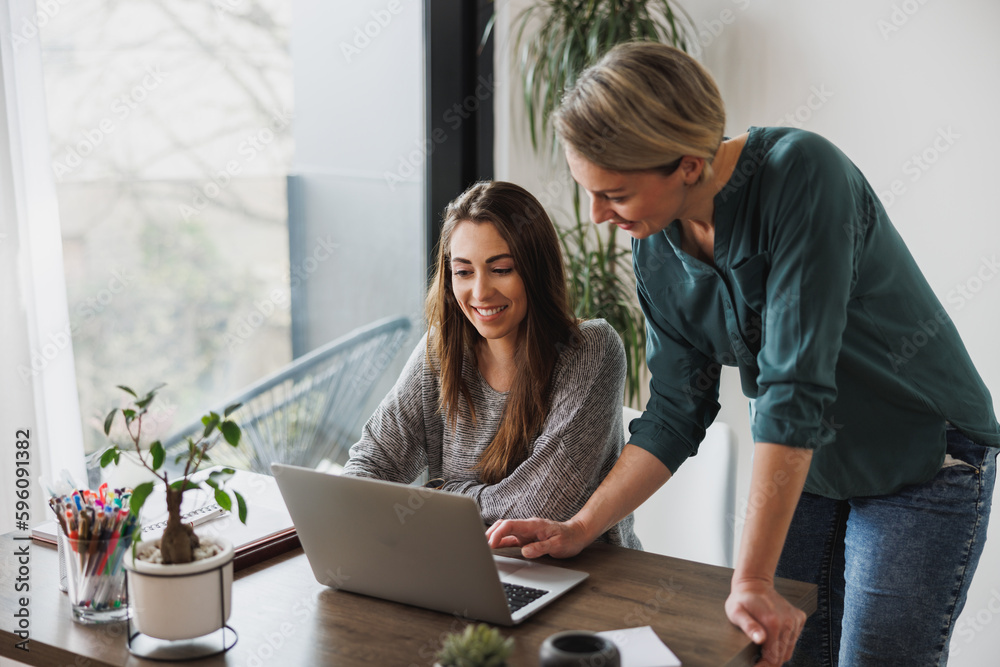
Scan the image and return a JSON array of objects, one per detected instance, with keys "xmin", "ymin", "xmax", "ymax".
[{"xmin": 344, "ymin": 180, "xmax": 639, "ymax": 548}]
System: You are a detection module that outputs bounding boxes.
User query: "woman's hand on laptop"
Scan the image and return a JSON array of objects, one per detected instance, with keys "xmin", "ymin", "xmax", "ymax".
[
  {"xmin": 489, "ymin": 446, "xmax": 669, "ymax": 558},
  {"xmin": 486, "ymin": 518, "xmax": 591, "ymax": 558}
]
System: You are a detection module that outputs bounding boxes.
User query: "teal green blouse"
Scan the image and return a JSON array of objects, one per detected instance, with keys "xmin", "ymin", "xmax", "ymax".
[{"xmin": 629, "ymin": 126, "xmax": 1000, "ymax": 499}]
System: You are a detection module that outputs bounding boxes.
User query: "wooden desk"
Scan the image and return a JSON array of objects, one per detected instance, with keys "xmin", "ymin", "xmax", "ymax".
[{"xmin": 1, "ymin": 533, "xmax": 815, "ymax": 666}]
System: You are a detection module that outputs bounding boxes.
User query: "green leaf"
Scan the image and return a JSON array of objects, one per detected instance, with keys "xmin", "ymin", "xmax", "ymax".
[
  {"xmin": 103, "ymin": 409, "xmax": 117, "ymax": 436},
  {"xmin": 214, "ymin": 488, "xmax": 232, "ymax": 512},
  {"xmin": 223, "ymin": 403, "xmax": 242, "ymax": 418},
  {"xmin": 478, "ymin": 12, "xmax": 495, "ymax": 50},
  {"xmin": 205, "ymin": 477, "xmax": 219, "ymax": 490},
  {"xmin": 130, "ymin": 482, "xmax": 155, "ymax": 516},
  {"xmin": 201, "ymin": 412, "xmax": 219, "ymax": 438},
  {"xmin": 220, "ymin": 421, "xmax": 241, "ymax": 447},
  {"xmin": 99, "ymin": 447, "xmax": 117, "ymax": 468},
  {"xmin": 235, "ymin": 491, "xmax": 248, "ymax": 525},
  {"xmin": 123, "ymin": 409, "xmax": 136, "ymax": 425},
  {"xmin": 150, "ymin": 441, "xmax": 164, "ymax": 471},
  {"xmin": 116, "ymin": 385, "xmax": 137, "ymax": 398},
  {"xmin": 170, "ymin": 478, "xmax": 192, "ymax": 491},
  {"xmin": 135, "ymin": 384, "xmax": 164, "ymax": 409},
  {"xmin": 209, "ymin": 468, "xmax": 236, "ymax": 484}
]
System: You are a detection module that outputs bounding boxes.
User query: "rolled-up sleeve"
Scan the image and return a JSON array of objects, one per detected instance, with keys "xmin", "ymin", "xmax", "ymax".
[
  {"xmin": 752, "ymin": 139, "xmax": 860, "ymax": 449},
  {"xmin": 628, "ymin": 279, "xmax": 722, "ymax": 474}
]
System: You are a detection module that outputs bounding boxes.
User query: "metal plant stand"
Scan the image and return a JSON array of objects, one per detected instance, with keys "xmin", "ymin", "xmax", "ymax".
[{"xmin": 125, "ymin": 559, "xmax": 237, "ymax": 661}]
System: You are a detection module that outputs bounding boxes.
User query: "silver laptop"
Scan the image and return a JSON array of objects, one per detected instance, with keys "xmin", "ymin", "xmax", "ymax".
[{"xmin": 271, "ymin": 463, "xmax": 588, "ymax": 625}]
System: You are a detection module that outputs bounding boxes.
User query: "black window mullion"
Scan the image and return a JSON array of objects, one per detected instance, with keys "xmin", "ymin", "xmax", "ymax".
[{"xmin": 424, "ymin": 0, "xmax": 495, "ymax": 282}]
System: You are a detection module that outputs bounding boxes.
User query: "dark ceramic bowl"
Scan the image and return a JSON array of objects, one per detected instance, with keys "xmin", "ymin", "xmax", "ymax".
[{"xmin": 538, "ymin": 631, "xmax": 620, "ymax": 667}]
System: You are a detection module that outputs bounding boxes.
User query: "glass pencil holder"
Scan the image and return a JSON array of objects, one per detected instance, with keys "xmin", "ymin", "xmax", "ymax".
[
  {"xmin": 60, "ymin": 530, "xmax": 135, "ymax": 623},
  {"xmin": 56, "ymin": 523, "xmax": 68, "ymax": 593}
]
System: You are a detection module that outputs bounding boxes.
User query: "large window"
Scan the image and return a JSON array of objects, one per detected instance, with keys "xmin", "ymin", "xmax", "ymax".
[
  {"xmin": 37, "ymin": 0, "xmax": 427, "ymax": 462},
  {"xmin": 40, "ymin": 0, "xmax": 294, "ymax": 456}
]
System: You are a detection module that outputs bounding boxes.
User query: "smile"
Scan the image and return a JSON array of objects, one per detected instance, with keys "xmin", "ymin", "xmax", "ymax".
[{"xmin": 474, "ymin": 305, "xmax": 508, "ymax": 316}]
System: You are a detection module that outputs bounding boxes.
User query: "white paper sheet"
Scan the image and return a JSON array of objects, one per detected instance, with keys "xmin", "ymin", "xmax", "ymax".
[{"xmin": 597, "ymin": 626, "xmax": 682, "ymax": 667}]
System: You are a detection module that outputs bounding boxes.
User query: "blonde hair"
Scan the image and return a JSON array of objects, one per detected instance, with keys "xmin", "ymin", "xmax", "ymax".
[{"xmin": 553, "ymin": 41, "xmax": 726, "ymax": 183}]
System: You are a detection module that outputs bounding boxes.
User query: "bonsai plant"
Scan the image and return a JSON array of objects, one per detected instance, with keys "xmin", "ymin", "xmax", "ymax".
[
  {"xmin": 99, "ymin": 383, "xmax": 249, "ymax": 644},
  {"xmin": 435, "ymin": 623, "xmax": 514, "ymax": 667},
  {"xmin": 487, "ymin": 0, "xmax": 692, "ymax": 406},
  {"xmin": 99, "ymin": 383, "xmax": 248, "ymax": 564}
]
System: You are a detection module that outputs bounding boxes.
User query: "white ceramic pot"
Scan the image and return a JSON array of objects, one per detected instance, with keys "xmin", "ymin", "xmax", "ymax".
[{"xmin": 124, "ymin": 535, "xmax": 234, "ymax": 640}]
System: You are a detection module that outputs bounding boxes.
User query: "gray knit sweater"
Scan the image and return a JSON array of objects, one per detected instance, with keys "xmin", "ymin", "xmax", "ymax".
[{"xmin": 344, "ymin": 319, "xmax": 640, "ymax": 549}]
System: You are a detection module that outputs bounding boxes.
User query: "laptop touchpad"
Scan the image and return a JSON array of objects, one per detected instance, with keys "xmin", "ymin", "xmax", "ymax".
[{"xmin": 494, "ymin": 555, "xmax": 531, "ymax": 577}]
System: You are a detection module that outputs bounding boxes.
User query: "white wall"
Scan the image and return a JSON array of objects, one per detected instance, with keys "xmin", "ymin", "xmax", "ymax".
[{"xmin": 495, "ymin": 1, "xmax": 1000, "ymax": 664}]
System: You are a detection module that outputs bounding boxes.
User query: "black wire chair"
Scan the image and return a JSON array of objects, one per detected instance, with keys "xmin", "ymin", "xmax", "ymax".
[{"xmin": 163, "ymin": 316, "xmax": 412, "ymax": 475}]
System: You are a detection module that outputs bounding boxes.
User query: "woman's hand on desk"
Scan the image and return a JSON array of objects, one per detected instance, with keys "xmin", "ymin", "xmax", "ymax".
[
  {"xmin": 727, "ymin": 443, "xmax": 811, "ymax": 666},
  {"xmin": 486, "ymin": 517, "xmax": 591, "ymax": 558},
  {"xmin": 725, "ymin": 578, "xmax": 806, "ymax": 666}
]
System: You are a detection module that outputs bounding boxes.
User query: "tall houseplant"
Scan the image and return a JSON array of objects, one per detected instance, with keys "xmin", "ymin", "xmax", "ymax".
[{"xmin": 494, "ymin": 0, "xmax": 691, "ymax": 407}]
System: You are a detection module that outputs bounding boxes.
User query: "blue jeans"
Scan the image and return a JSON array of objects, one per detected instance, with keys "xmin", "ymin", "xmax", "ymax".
[{"xmin": 776, "ymin": 427, "xmax": 998, "ymax": 666}]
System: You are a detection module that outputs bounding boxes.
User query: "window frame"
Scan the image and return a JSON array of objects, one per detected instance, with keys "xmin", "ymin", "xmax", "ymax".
[{"xmin": 424, "ymin": 0, "xmax": 495, "ymax": 280}]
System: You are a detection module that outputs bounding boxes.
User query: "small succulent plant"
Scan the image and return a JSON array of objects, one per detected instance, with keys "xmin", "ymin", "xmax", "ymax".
[{"xmin": 436, "ymin": 623, "xmax": 514, "ymax": 667}]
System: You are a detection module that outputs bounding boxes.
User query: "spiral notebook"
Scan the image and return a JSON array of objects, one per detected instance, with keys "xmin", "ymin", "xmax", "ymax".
[{"xmin": 139, "ymin": 502, "xmax": 228, "ymax": 537}]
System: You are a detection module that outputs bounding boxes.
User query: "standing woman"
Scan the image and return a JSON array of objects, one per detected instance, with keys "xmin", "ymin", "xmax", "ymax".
[
  {"xmin": 344, "ymin": 180, "xmax": 639, "ymax": 550},
  {"xmin": 487, "ymin": 42, "xmax": 1000, "ymax": 666}
]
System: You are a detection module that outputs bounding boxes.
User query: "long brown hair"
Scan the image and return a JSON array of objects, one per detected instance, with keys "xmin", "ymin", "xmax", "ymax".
[{"xmin": 425, "ymin": 181, "xmax": 577, "ymax": 484}]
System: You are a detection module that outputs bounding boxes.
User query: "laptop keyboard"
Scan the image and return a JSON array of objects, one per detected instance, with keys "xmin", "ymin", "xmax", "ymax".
[{"xmin": 503, "ymin": 582, "xmax": 549, "ymax": 613}]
